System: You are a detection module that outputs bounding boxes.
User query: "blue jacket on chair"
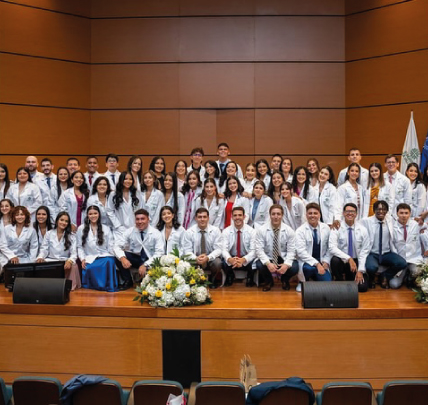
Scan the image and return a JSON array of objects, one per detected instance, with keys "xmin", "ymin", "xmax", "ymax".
[{"xmin": 246, "ymin": 377, "xmax": 315, "ymax": 405}]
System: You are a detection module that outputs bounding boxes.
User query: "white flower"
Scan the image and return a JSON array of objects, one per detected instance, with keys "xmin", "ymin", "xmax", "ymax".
[
  {"xmin": 164, "ymin": 292, "xmax": 175, "ymax": 306},
  {"xmin": 146, "ymin": 285, "xmax": 157, "ymax": 297},
  {"xmin": 173, "ymin": 284, "xmax": 190, "ymax": 301},
  {"xmin": 160, "ymin": 254, "xmax": 176, "ymax": 267},
  {"xmin": 177, "ymin": 261, "xmax": 191, "ymax": 274},
  {"xmin": 420, "ymin": 279, "xmax": 428, "ymax": 294},
  {"xmin": 194, "ymin": 286, "xmax": 208, "ymax": 303},
  {"xmin": 156, "ymin": 276, "xmax": 168, "ymax": 289},
  {"xmin": 173, "ymin": 274, "xmax": 185, "ymax": 285}
]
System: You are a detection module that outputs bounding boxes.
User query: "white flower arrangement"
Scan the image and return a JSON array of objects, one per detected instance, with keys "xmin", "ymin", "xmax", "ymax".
[
  {"xmin": 134, "ymin": 248, "xmax": 212, "ymax": 308},
  {"xmin": 414, "ymin": 261, "xmax": 428, "ymax": 303}
]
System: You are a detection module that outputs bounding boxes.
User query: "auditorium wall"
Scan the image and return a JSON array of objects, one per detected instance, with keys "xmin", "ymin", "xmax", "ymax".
[{"xmin": 0, "ymin": 0, "xmax": 427, "ymax": 175}]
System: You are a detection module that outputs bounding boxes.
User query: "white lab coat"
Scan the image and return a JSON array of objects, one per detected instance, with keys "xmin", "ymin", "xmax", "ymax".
[
  {"xmin": 49, "ymin": 183, "xmax": 71, "ymax": 221},
  {"xmin": 335, "ymin": 181, "xmax": 365, "ymax": 220},
  {"xmin": 222, "ymin": 224, "xmax": 256, "ymax": 264},
  {"xmin": 193, "ymin": 196, "xmax": 225, "ymax": 228},
  {"xmin": 182, "ymin": 187, "xmax": 203, "ymax": 229},
  {"xmin": 220, "ymin": 194, "xmax": 250, "ymax": 230},
  {"xmin": 392, "ymin": 219, "xmax": 424, "ymax": 265},
  {"xmin": 37, "ymin": 229, "xmax": 77, "ymax": 263},
  {"xmin": 163, "ymin": 192, "xmax": 185, "ymax": 226},
  {"xmin": 84, "ymin": 172, "xmax": 101, "ymax": 194},
  {"xmin": 328, "ymin": 221, "xmax": 371, "ymax": 271},
  {"xmin": 34, "ymin": 174, "xmax": 57, "ymax": 207},
  {"xmin": 6, "ymin": 182, "xmax": 42, "ymax": 220},
  {"xmin": 248, "ymin": 195, "xmax": 273, "ymax": 229},
  {"xmin": 384, "ymin": 171, "xmax": 412, "ymax": 216},
  {"xmin": 0, "ymin": 225, "xmax": 38, "ymax": 266},
  {"xmin": 337, "ymin": 166, "xmax": 369, "ymax": 189},
  {"xmin": 103, "ymin": 171, "xmax": 121, "ymax": 191},
  {"xmin": 0, "ymin": 226, "xmax": 16, "ymax": 269},
  {"xmin": 360, "ymin": 215, "xmax": 396, "ymax": 254},
  {"xmin": 159, "ymin": 226, "xmax": 185, "ymax": 255},
  {"xmin": 310, "ymin": 182, "xmax": 338, "ymax": 225},
  {"xmin": 279, "ymin": 196, "xmax": 306, "ymax": 231},
  {"xmin": 87, "ymin": 193, "xmax": 114, "ymax": 229},
  {"xmin": 141, "ymin": 188, "xmax": 164, "ymax": 227},
  {"xmin": 106, "ymin": 191, "xmax": 142, "ymax": 234},
  {"xmin": 410, "ymin": 182, "xmax": 426, "ymax": 218},
  {"xmin": 58, "ymin": 188, "xmax": 87, "ymax": 227},
  {"xmin": 76, "ymin": 224, "xmax": 115, "ymax": 264},
  {"xmin": 362, "ymin": 183, "xmax": 393, "ymax": 218},
  {"xmin": 182, "ymin": 224, "xmax": 222, "ymax": 261}
]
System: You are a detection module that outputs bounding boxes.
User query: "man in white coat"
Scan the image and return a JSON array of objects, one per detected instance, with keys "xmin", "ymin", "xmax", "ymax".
[
  {"xmin": 182, "ymin": 207, "xmax": 223, "ymax": 288},
  {"xmin": 114, "ymin": 208, "xmax": 164, "ymax": 290},
  {"xmin": 329, "ymin": 203, "xmax": 371, "ymax": 292},
  {"xmin": 222, "ymin": 206, "xmax": 256, "ymax": 287},
  {"xmin": 255, "ymin": 204, "xmax": 299, "ymax": 291},
  {"xmin": 391, "ymin": 203, "xmax": 424, "ymax": 289},
  {"xmin": 84, "ymin": 156, "xmax": 100, "ymax": 193},
  {"xmin": 296, "ymin": 203, "xmax": 332, "ymax": 287},
  {"xmin": 360, "ymin": 200, "xmax": 407, "ymax": 289},
  {"xmin": 25, "ymin": 155, "xmax": 44, "ymax": 182},
  {"xmin": 337, "ymin": 148, "xmax": 369, "ymax": 188}
]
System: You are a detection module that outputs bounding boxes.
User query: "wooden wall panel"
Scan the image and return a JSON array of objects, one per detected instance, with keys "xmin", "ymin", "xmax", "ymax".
[
  {"xmin": 180, "ymin": 0, "xmax": 255, "ymax": 15},
  {"xmin": 0, "ymin": 54, "xmax": 90, "ymax": 108},
  {"xmin": 90, "ymin": 0, "xmax": 180, "ymax": 18},
  {"xmin": 0, "ymin": 2, "xmax": 90, "ymax": 62},
  {"xmin": 179, "ymin": 110, "xmax": 217, "ymax": 156},
  {"xmin": 179, "ymin": 64, "xmax": 255, "ymax": 108},
  {"xmin": 255, "ymin": 110, "xmax": 346, "ymax": 155},
  {"xmin": 91, "ymin": 110, "xmax": 181, "ymax": 155},
  {"xmin": 255, "ymin": 0, "xmax": 344, "ymax": 15},
  {"xmin": 346, "ymin": 51, "xmax": 428, "ymax": 107},
  {"xmin": 345, "ymin": 0, "xmax": 407, "ymax": 15},
  {"xmin": 255, "ymin": 17, "xmax": 344, "ymax": 61},
  {"xmin": 255, "ymin": 63, "xmax": 344, "ymax": 108},
  {"xmin": 6, "ymin": 0, "xmax": 90, "ymax": 16},
  {"xmin": 0, "ymin": 105, "xmax": 90, "ymax": 155},
  {"xmin": 346, "ymin": 103, "xmax": 428, "ymax": 155},
  {"xmin": 91, "ymin": 19, "xmax": 180, "ymax": 63},
  {"xmin": 91, "ymin": 65, "xmax": 179, "ymax": 109},
  {"xmin": 346, "ymin": 0, "xmax": 428, "ymax": 60}
]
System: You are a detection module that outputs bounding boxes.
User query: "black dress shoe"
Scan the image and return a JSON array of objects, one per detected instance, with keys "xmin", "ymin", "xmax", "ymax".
[
  {"xmin": 262, "ymin": 283, "xmax": 273, "ymax": 292},
  {"xmin": 246, "ymin": 279, "xmax": 255, "ymax": 287},
  {"xmin": 282, "ymin": 281, "xmax": 290, "ymax": 291},
  {"xmin": 380, "ymin": 277, "xmax": 390, "ymax": 289},
  {"xmin": 210, "ymin": 283, "xmax": 220, "ymax": 289},
  {"xmin": 406, "ymin": 276, "xmax": 415, "ymax": 289},
  {"xmin": 118, "ymin": 281, "xmax": 133, "ymax": 291},
  {"xmin": 224, "ymin": 275, "xmax": 234, "ymax": 287}
]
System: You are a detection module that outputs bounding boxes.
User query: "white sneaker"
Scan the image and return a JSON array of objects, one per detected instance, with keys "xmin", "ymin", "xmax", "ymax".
[{"xmin": 296, "ymin": 283, "xmax": 302, "ymax": 293}]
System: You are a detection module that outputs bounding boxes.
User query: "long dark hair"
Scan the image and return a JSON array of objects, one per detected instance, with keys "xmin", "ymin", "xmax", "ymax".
[
  {"xmin": 320, "ymin": 165, "xmax": 337, "ymax": 187},
  {"xmin": 33, "ymin": 206, "xmax": 53, "ymax": 240},
  {"xmin": 149, "ymin": 156, "xmax": 166, "ymax": 176},
  {"xmin": 15, "ymin": 167, "xmax": 32, "ymax": 183},
  {"xmin": 181, "ymin": 170, "xmax": 202, "ymax": 195},
  {"xmin": 91, "ymin": 176, "xmax": 112, "ymax": 196},
  {"xmin": 71, "ymin": 170, "xmax": 89, "ymax": 211},
  {"xmin": 255, "ymin": 159, "xmax": 271, "ymax": 180},
  {"xmin": 55, "ymin": 166, "xmax": 72, "ymax": 199},
  {"xmin": 368, "ymin": 162, "xmax": 385, "ymax": 188},
  {"xmin": 0, "ymin": 163, "xmax": 11, "ymax": 196},
  {"xmin": 157, "ymin": 205, "xmax": 181, "ymax": 231},
  {"xmin": 200, "ymin": 178, "xmax": 220, "ymax": 205},
  {"xmin": 344, "ymin": 163, "xmax": 361, "ymax": 183},
  {"xmin": 292, "ymin": 166, "xmax": 310, "ymax": 200},
  {"xmin": 219, "ymin": 161, "xmax": 238, "ymax": 188},
  {"xmin": 113, "ymin": 171, "xmax": 139, "ymax": 210},
  {"xmin": 161, "ymin": 172, "xmax": 179, "ymax": 215},
  {"xmin": 204, "ymin": 160, "xmax": 220, "ymax": 180},
  {"xmin": 224, "ymin": 175, "xmax": 244, "ymax": 199},
  {"xmin": 54, "ymin": 211, "xmax": 72, "ymax": 251},
  {"xmin": 82, "ymin": 205, "xmax": 104, "ymax": 247},
  {"xmin": 127, "ymin": 155, "xmax": 143, "ymax": 185},
  {"xmin": 267, "ymin": 170, "xmax": 286, "ymax": 200},
  {"xmin": 406, "ymin": 162, "xmax": 422, "ymax": 188}
]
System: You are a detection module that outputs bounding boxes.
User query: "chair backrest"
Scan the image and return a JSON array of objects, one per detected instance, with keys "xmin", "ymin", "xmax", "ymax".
[
  {"xmin": 131, "ymin": 380, "xmax": 183, "ymax": 405},
  {"xmin": 0, "ymin": 378, "xmax": 12, "ymax": 405},
  {"xmin": 378, "ymin": 380, "xmax": 428, "ymax": 405},
  {"xmin": 318, "ymin": 382, "xmax": 373, "ymax": 405},
  {"xmin": 259, "ymin": 387, "xmax": 310, "ymax": 405},
  {"xmin": 195, "ymin": 382, "xmax": 245, "ymax": 405},
  {"xmin": 13, "ymin": 376, "xmax": 62, "ymax": 405},
  {"xmin": 72, "ymin": 379, "xmax": 126, "ymax": 405}
]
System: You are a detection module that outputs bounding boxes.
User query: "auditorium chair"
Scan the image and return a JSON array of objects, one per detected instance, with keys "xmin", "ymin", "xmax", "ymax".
[
  {"xmin": 377, "ymin": 380, "xmax": 428, "ymax": 405},
  {"xmin": 316, "ymin": 382, "xmax": 374, "ymax": 405},
  {"xmin": 72, "ymin": 378, "xmax": 129, "ymax": 405},
  {"xmin": 188, "ymin": 381, "xmax": 245, "ymax": 405},
  {"xmin": 12, "ymin": 376, "xmax": 62, "ymax": 405},
  {"xmin": 0, "ymin": 378, "xmax": 12, "ymax": 405},
  {"xmin": 258, "ymin": 385, "xmax": 314, "ymax": 405},
  {"xmin": 128, "ymin": 380, "xmax": 183, "ymax": 404}
]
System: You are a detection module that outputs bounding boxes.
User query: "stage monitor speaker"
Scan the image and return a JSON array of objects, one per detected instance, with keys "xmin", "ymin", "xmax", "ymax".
[
  {"xmin": 13, "ymin": 278, "xmax": 72, "ymax": 305},
  {"xmin": 302, "ymin": 281, "xmax": 358, "ymax": 309}
]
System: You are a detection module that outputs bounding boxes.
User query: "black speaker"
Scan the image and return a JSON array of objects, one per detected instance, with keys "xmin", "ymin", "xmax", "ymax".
[
  {"xmin": 13, "ymin": 278, "xmax": 72, "ymax": 305},
  {"xmin": 302, "ymin": 281, "xmax": 359, "ymax": 308}
]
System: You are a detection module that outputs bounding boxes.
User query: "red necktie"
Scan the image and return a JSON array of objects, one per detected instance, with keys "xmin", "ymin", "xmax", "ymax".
[
  {"xmin": 403, "ymin": 225, "xmax": 407, "ymax": 241},
  {"xmin": 89, "ymin": 175, "xmax": 93, "ymax": 186},
  {"xmin": 236, "ymin": 230, "xmax": 242, "ymax": 258}
]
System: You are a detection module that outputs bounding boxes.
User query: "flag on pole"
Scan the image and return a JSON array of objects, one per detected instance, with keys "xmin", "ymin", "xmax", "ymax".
[
  {"xmin": 420, "ymin": 129, "xmax": 428, "ymax": 172},
  {"xmin": 400, "ymin": 111, "xmax": 420, "ymax": 174}
]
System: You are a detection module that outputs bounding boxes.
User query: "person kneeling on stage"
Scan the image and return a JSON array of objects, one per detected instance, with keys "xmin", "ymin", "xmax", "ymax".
[
  {"xmin": 114, "ymin": 209, "xmax": 164, "ymax": 291},
  {"xmin": 296, "ymin": 203, "xmax": 332, "ymax": 288},
  {"xmin": 221, "ymin": 206, "xmax": 256, "ymax": 287},
  {"xmin": 391, "ymin": 203, "xmax": 424, "ymax": 289},
  {"xmin": 254, "ymin": 204, "xmax": 298, "ymax": 292},
  {"xmin": 360, "ymin": 200, "xmax": 407, "ymax": 289},
  {"xmin": 182, "ymin": 207, "xmax": 222, "ymax": 288},
  {"xmin": 329, "ymin": 203, "xmax": 370, "ymax": 292}
]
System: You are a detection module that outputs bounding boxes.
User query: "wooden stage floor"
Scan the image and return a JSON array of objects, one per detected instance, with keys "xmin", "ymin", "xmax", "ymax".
[{"xmin": 1, "ymin": 282, "xmax": 428, "ymax": 390}]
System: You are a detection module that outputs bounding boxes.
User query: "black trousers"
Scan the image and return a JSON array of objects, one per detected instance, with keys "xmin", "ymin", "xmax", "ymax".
[
  {"xmin": 330, "ymin": 256, "xmax": 368, "ymax": 293},
  {"xmin": 222, "ymin": 259, "xmax": 255, "ymax": 280},
  {"xmin": 115, "ymin": 252, "xmax": 145, "ymax": 283},
  {"xmin": 256, "ymin": 258, "xmax": 299, "ymax": 285}
]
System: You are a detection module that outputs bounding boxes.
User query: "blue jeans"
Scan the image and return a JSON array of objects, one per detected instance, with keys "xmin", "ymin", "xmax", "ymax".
[
  {"xmin": 303, "ymin": 263, "xmax": 332, "ymax": 281},
  {"xmin": 365, "ymin": 252, "xmax": 407, "ymax": 281}
]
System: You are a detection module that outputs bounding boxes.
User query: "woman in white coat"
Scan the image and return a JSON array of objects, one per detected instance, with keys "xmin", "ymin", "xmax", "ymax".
[
  {"xmin": 248, "ymin": 180, "xmax": 273, "ymax": 229},
  {"xmin": 279, "ymin": 182, "xmax": 306, "ymax": 230},
  {"xmin": 76, "ymin": 205, "xmax": 118, "ymax": 292},
  {"xmin": 141, "ymin": 170, "xmax": 164, "ymax": 227},
  {"xmin": 336, "ymin": 163, "xmax": 365, "ymax": 220},
  {"xmin": 0, "ymin": 198, "xmax": 14, "ymax": 230},
  {"xmin": 0, "ymin": 206, "xmax": 38, "ymax": 269},
  {"xmin": 193, "ymin": 178, "xmax": 224, "ymax": 228},
  {"xmin": 255, "ymin": 159, "xmax": 271, "ymax": 189},
  {"xmin": 87, "ymin": 176, "xmax": 114, "ymax": 229},
  {"xmin": 311, "ymin": 166, "xmax": 338, "ymax": 227},
  {"xmin": 363, "ymin": 162, "xmax": 393, "ymax": 218},
  {"xmin": 161, "ymin": 172, "xmax": 185, "ymax": 226},
  {"xmin": 58, "ymin": 170, "xmax": 89, "ymax": 232},
  {"xmin": 6, "ymin": 167, "xmax": 42, "ymax": 221},
  {"xmin": 181, "ymin": 170, "xmax": 203, "ymax": 229},
  {"xmin": 156, "ymin": 206, "xmax": 185, "ymax": 255},
  {"xmin": 405, "ymin": 163, "xmax": 426, "ymax": 218},
  {"xmin": 33, "ymin": 206, "xmax": 53, "ymax": 253},
  {"xmin": 220, "ymin": 176, "xmax": 250, "ymax": 230},
  {"xmin": 50, "ymin": 166, "xmax": 72, "ymax": 221},
  {"xmin": 267, "ymin": 171, "xmax": 285, "ymax": 204},
  {"xmin": 291, "ymin": 166, "xmax": 316, "ymax": 204},
  {"xmin": 127, "ymin": 155, "xmax": 143, "ymax": 191},
  {"xmin": 37, "ymin": 211, "xmax": 80, "ymax": 290},
  {"xmin": 107, "ymin": 171, "xmax": 142, "ymax": 238},
  {"xmin": 0, "ymin": 163, "xmax": 12, "ymax": 201}
]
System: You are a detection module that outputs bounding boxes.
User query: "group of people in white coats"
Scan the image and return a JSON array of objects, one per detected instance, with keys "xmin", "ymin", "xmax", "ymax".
[{"xmin": 1, "ymin": 144, "xmax": 428, "ymax": 292}]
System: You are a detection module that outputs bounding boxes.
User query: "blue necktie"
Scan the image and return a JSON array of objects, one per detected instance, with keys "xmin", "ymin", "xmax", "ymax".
[
  {"xmin": 220, "ymin": 163, "xmax": 225, "ymax": 174},
  {"xmin": 347, "ymin": 227, "xmax": 353, "ymax": 258},
  {"xmin": 378, "ymin": 222, "xmax": 383, "ymax": 263},
  {"xmin": 111, "ymin": 174, "xmax": 116, "ymax": 185},
  {"xmin": 46, "ymin": 177, "xmax": 51, "ymax": 189},
  {"xmin": 312, "ymin": 228, "xmax": 321, "ymax": 261}
]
